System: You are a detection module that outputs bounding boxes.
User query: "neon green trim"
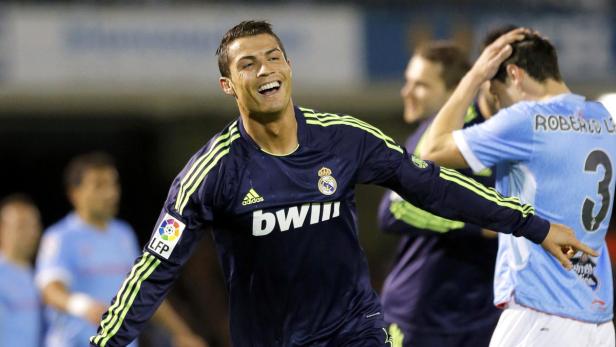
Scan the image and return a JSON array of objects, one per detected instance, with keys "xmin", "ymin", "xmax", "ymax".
[
  {"xmin": 174, "ymin": 123, "xmax": 238, "ymax": 211},
  {"xmin": 439, "ymin": 168, "xmax": 534, "ymax": 217},
  {"xmin": 301, "ymin": 108, "xmax": 403, "ymax": 154},
  {"xmin": 464, "ymin": 104, "xmax": 478, "ymax": 123},
  {"xmin": 390, "ymin": 200, "xmax": 465, "ymax": 233},
  {"xmin": 92, "ymin": 253, "xmax": 155, "ymax": 345},
  {"xmin": 388, "ymin": 323, "xmax": 404, "ymax": 347},
  {"xmin": 304, "ymin": 111, "xmax": 396, "ymax": 144},
  {"xmin": 178, "ymin": 136, "xmax": 240, "ymax": 214},
  {"xmin": 100, "ymin": 256, "xmax": 160, "ymax": 346},
  {"xmin": 306, "ymin": 119, "xmax": 402, "ymax": 153},
  {"xmin": 440, "ymin": 167, "xmax": 531, "ymax": 209}
]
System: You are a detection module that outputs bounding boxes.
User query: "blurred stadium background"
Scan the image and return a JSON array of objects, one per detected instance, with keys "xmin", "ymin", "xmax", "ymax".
[{"xmin": 1, "ymin": 1, "xmax": 615, "ymax": 346}]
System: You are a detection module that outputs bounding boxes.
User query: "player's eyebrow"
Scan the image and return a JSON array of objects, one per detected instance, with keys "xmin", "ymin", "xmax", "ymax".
[{"xmin": 237, "ymin": 47, "xmax": 282, "ymax": 62}]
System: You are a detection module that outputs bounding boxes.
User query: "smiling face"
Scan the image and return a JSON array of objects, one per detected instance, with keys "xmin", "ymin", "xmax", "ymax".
[
  {"xmin": 220, "ymin": 33, "xmax": 293, "ymax": 118},
  {"xmin": 400, "ymin": 56, "xmax": 450, "ymax": 124}
]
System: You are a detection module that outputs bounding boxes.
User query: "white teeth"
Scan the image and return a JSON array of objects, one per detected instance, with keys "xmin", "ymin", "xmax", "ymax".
[{"xmin": 258, "ymin": 81, "xmax": 281, "ymax": 92}]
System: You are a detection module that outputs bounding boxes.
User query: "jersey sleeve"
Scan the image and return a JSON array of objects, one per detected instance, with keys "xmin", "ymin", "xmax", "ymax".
[
  {"xmin": 452, "ymin": 103, "xmax": 534, "ymax": 173},
  {"xmin": 90, "ymin": 134, "xmax": 227, "ymax": 347},
  {"xmin": 356, "ymin": 122, "xmax": 549, "ymax": 244},
  {"xmin": 34, "ymin": 231, "xmax": 74, "ymax": 289},
  {"xmin": 378, "ymin": 190, "xmax": 481, "ymax": 236}
]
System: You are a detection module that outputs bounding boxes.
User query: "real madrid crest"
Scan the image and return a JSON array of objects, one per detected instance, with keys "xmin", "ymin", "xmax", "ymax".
[{"xmin": 317, "ymin": 167, "xmax": 337, "ymax": 196}]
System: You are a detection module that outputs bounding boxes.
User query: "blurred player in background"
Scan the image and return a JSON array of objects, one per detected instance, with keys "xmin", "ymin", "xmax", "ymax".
[
  {"xmin": 35, "ymin": 152, "xmax": 206, "ymax": 347},
  {"xmin": 91, "ymin": 20, "xmax": 592, "ymax": 347},
  {"xmin": 422, "ymin": 28, "xmax": 616, "ymax": 346},
  {"xmin": 379, "ymin": 42, "xmax": 500, "ymax": 347},
  {"xmin": 0, "ymin": 194, "xmax": 42, "ymax": 347}
]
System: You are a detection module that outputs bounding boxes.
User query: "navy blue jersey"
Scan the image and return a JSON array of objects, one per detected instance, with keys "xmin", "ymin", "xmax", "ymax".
[
  {"xmin": 380, "ymin": 103, "xmax": 500, "ymax": 342},
  {"xmin": 91, "ymin": 106, "xmax": 549, "ymax": 347}
]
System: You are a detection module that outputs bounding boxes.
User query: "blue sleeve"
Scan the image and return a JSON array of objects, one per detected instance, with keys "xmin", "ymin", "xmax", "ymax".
[
  {"xmin": 453, "ymin": 103, "xmax": 534, "ymax": 172},
  {"xmin": 355, "ymin": 121, "xmax": 548, "ymax": 243},
  {"xmin": 34, "ymin": 231, "xmax": 74, "ymax": 288},
  {"xmin": 90, "ymin": 128, "xmax": 227, "ymax": 346}
]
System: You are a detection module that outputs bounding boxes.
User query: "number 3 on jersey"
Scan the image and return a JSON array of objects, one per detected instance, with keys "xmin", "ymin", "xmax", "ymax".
[{"xmin": 582, "ymin": 150, "xmax": 613, "ymax": 232}]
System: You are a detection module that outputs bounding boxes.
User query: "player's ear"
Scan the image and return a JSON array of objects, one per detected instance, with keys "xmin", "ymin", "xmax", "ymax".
[
  {"xmin": 507, "ymin": 64, "xmax": 524, "ymax": 86},
  {"xmin": 219, "ymin": 77, "xmax": 236, "ymax": 97}
]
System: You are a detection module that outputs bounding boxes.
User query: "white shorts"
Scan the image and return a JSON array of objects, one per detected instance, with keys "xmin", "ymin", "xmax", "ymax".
[{"xmin": 489, "ymin": 302, "xmax": 615, "ymax": 347}]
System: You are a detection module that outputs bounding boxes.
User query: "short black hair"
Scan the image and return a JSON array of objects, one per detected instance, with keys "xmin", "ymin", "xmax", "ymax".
[
  {"xmin": 415, "ymin": 42, "xmax": 470, "ymax": 90},
  {"xmin": 0, "ymin": 193, "xmax": 36, "ymax": 214},
  {"xmin": 482, "ymin": 24, "xmax": 520, "ymax": 49},
  {"xmin": 483, "ymin": 26, "xmax": 562, "ymax": 83},
  {"xmin": 64, "ymin": 152, "xmax": 116, "ymax": 190},
  {"xmin": 216, "ymin": 20, "xmax": 288, "ymax": 78}
]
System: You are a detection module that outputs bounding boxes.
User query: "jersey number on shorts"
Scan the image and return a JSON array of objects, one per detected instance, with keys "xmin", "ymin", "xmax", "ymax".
[{"xmin": 582, "ymin": 149, "xmax": 613, "ymax": 232}]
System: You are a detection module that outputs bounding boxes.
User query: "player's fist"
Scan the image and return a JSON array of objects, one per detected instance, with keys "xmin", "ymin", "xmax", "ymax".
[{"xmin": 541, "ymin": 223, "xmax": 598, "ymax": 270}]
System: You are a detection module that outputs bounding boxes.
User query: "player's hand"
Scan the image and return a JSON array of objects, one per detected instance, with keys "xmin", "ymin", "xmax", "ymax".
[
  {"xmin": 84, "ymin": 302, "xmax": 108, "ymax": 326},
  {"xmin": 481, "ymin": 228, "xmax": 498, "ymax": 238},
  {"xmin": 469, "ymin": 27, "xmax": 528, "ymax": 82},
  {"xmin": 541, "ymin": 223, "xmax": 598, "ymax": 270},
  {"xmin": 172, "ymin": 332, "xmax": 209, "ymax": 347}
]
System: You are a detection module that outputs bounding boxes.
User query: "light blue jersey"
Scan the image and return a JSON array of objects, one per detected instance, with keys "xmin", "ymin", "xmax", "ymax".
[
  {"xmin": 453, "ymin": 93, "xmax": 616, "ymax": 323},
  {"xmin": 35, "ymin": 213, "xmax": 140, "ymax": 347},
  {"xmin": 0, "ymin": 254, "xmax": 41, "ymax": 347}
]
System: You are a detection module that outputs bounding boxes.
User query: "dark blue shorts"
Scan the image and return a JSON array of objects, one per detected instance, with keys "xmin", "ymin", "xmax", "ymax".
[{"xmin": 325, "ymin": 314, "xmax": 392, "ymax": 346}]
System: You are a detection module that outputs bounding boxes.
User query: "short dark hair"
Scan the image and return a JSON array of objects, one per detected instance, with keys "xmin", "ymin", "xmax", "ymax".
[
  {"xmin": 216, "ymin": 20, "xmax": 288, "ymax": 78},
  {"xmin": 415, "ymin": 42, "xmax": 470, "ymax": 90},
  {"xmin": 482, "ymin": 24, "xmax": 520, "ymax": 49},
  {"xmin": 483, "ymin": 26, "xmax": 562, "ymax": 83},
  {"xmin": 64, "ymin": 152, "xmax": 116, "ymax": 190},
  {"xmin": 0, "ymin": 193, "xmax": 36, "ymax": 214}
]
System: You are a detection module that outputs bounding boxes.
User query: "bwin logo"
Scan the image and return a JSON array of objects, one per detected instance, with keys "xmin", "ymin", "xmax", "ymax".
[{"xmin": 252, "ymin": 201, "xmax": 341, "ymax": 236}]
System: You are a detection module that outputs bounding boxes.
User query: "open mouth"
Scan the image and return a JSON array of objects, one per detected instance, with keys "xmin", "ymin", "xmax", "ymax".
[{"xmin": 258, "ymin": 81, "xmax": 281, "ymax": 96}]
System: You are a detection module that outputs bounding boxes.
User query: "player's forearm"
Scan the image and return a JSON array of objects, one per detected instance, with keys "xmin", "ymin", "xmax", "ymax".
[
  {"xmin": 432, "ymin": 167, "xmax": 549, "ymax": 243},
  {"xmin": 153, "ymin": 300, "xmax": 194, "ymax": 337},
  {"xmin": 91, "ymin": 252, "xmax": 174, "ymax": 347},
  {"xmin": 41, "ymin": 281, "xmax": 72, "ymax": 312},
  {"xmin": 421, "ymin": 73, "xmax": 483, "ymax": 159}
]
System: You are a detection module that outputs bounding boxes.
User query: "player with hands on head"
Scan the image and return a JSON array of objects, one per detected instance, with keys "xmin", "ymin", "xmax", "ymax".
[{"xmin": 422, "ymin": 27, "xmax": 614, "ymax": 346}]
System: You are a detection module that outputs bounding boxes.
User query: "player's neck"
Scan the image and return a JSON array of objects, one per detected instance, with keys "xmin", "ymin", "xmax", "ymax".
[
  {"xmin": 75, "ymin": 210, "xmax": 109, "ymax": 230},
  {"xmin": 241, "ymin": 103, "xmax": 299, "ymax": 156},
  {"xmin": 527, "ymin": 79, "xmax": 571, "ymax": 101},
  {"xmin": 1, "ymin": 248, "xmax": 30, "ymax": 268}
]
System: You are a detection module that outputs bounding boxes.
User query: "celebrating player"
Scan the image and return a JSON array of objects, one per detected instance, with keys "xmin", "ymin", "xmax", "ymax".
[
  {"xmin": 422, "ymin": 28, "xmax": 616, "ymax": 346},
  {"xmin": 91, "ymin": 21, "xmax": 593, "ymax": 347}
]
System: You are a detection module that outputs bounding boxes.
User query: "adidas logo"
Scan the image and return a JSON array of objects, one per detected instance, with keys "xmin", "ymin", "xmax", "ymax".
[{"xmin": 242, "ymin": 188, "xmax": 264, "ymax": 206}]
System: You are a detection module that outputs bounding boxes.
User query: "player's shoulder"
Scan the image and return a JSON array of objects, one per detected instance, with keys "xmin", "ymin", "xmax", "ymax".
[
  {"xmin": 43, "ymin": 214, "xmax": 80, "ymax": 239},
  {"xmin": 108, "ymin": 219, "xmax": 136, "ymax": 236},
  {"xmin": 183, "ymin": 119, "xmax": 242, "ymax": 171},
  {"xmin": 299, "ymin": 106, "xmax": 389, "ymax": 140}
]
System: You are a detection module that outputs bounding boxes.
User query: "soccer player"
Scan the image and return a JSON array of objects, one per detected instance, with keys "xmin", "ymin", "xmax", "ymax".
[
  {"xmin": 90, "ymin": 21, "xmax": 593, "ymax": 347},
  {"xmin": 421, "ymin": 28, "xmax": 616, "ymax": 346},
  {"xmin": 0, "ymin": 194, "xmax": 42, "ymax": 347},
  {"xmin": 35, "ymin": 152, "xmax": 206, "ymax": 347},
  {"xmin": 379, "ymin": 42, "xmax": 500, "ymax": 347}
]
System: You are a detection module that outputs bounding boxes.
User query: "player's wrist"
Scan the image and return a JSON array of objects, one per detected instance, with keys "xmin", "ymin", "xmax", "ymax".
[
  {"xmin": 66, "ymin": 292, "xmax": 96, "ymax": 319},
  {"xmin": 462, "ymin": 70, "xmax": 486, "ymax": 89}
]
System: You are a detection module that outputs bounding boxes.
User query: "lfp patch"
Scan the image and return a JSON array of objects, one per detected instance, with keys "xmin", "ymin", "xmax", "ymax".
[{"xmin": 148, "ymin": 213, "xmax": 186, "ymax": 259}]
